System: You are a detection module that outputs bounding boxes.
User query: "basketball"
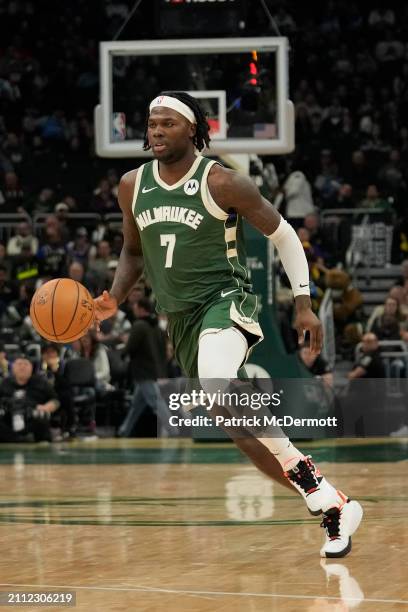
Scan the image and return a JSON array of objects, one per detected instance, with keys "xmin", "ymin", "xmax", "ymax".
[{"xmin": 30, "ymin": 278, "xmax": 95, "ymax": 343}]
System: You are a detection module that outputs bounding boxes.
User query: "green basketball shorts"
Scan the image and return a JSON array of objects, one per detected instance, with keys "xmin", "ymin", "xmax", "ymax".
[{"xmin": 167, "ymin": 288, "xmax": 264, "ymax": 378}]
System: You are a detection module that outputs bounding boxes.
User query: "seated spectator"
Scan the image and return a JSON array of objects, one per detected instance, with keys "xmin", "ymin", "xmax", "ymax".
[
  {"xmin": 304, "ymin": 212, "xmax": 328, "ymax": 253},
  {"xmin": 314, "ymin": 150, "xmax": 343, "ymax": 208},
  {"xmin": 88, "ymin": 240, "xmax": 117, "ymax": 290},
  {"xmin": 68, "ymin": 260, "xmax": 98, "ymax": 296},
  {"xmin": 335, "ymin": 183, "xmax": 355, "ymax": 208},
  {"xmin": 0, "ymin": 171, "xmax": 24, "ymax": 213},
  {"xmin": 342, "ymin": 335, "xmax": 386, "ymax": 436},
  {"xmin": 0, "ymin": 343, "xmax": 9, "ymax": 381},
  {"xmin": 0, "ymin": 264, "xmax": 17, "ymax": 317},
  {"xmin": 67, "ymin": 226, "xmax": 95, "ymax": 267},
  {"xmin": 348, "ymin": 333, "xmax": 385, "ymax": 379},
  {"xmin": 77, "ymin": 331, "xmax": 112, "ymax": 393},
  {"xmin": 359, "ymin": 184, "xmax": 391, "ymax": 211},
  {"xmin": 31, "ymin": 187, "xmax": 55, "ymax": 215},
  {"xmin": 6, "ymin": 283, "xmax": 36, "ymax": 328},
  {"xmin": 371, "ymin": 314, "xmax": 401, "ymax": 341},
  {"xmin": 0, "ymin": 243, "xmax": 11, "ymax": 278},
  {"xmin": 91, "ymin": 178, "xmax": 118, "ymax": 214},
  {"xmin": 40, "ymin": 344, "xmax": 75, "ymax": 437},
  {"xmin": 6, "ymin": 222, "xmax": 39, "ymax": 257},
  {"xmin": 37, "ymin": 216, "xmax": 67, "ymax": 278},
  {"xmin": 11, "ymin": 244, "xmax": 40, "ymax": 284},
  {"xmin": 367, "ymin": 296, "xmax": 406, "ymax": 333},
  {"xmin": 298, "ymin": 344, "xmax": 333, "ymax": 387},
  {"xmin": 344, "ymin": 150, "xmax": 375, "ymax": 201},
  {"xmin": 53, "ymin": 202, "xmax": 72, "ymax": 242},
  {"xmin": 0, "ymin": 355, "xmax": 59, "ymax": 442},
  {"xmin": 366, "ymin": 286, "xmax": 408, "ymax": 332}
]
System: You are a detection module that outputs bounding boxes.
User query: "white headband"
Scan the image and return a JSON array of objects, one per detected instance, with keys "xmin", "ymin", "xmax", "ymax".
[{"xmin": 149, "ymin": 95, "xmax": 196, "ymax": 124}]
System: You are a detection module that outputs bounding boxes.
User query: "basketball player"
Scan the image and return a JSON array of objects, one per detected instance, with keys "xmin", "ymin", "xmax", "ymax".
[{"xmin": 94, "ymin": 92, "xmax": 362, "ymax": 557}]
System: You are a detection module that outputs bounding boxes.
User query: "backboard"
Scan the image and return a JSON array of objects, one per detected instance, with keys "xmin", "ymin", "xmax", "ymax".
[{"xmin": 95, "ymin": 37, "xmax": 294, "ymax": 158}]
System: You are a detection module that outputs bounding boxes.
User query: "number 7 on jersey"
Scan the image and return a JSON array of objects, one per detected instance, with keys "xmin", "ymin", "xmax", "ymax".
[{"xmin": 160, "ymin": 234, "xmax": 176, "ymax": 268}]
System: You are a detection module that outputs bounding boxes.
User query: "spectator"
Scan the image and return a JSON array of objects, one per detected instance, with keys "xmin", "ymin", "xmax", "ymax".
[
  {"xmin": 31, "ymin": 187, "xmax": 55, "ymax": 215},
  {"xmin": 0, "ymin": 265, "xmax": 17, "ymax": 316},
  {"xmin": 77, "ymin": 331, "xmax": 112, "ymax": 393},
  {"xmin": 348, "ymin": 333, "xmax": 385, "ymax": 379},
  {"xmin": 367, "ymin": 296, "xmax": 406, "ymax": 333},
  {"xmin": 11, "ymin": 242, "xmax": 40, "ymax": 284},
  {"xmin": 118, "ymin": 298, "xmax": 171, "ymax": 437},
  {"xmin": 344, "ymin": 150, "xmax": 375, "ymax": 201},
  {"xmin": 359, "ymin": 184, "xmax": 391, "ymax": 211},
  {"xmin": 0, "ymin": 355, "xmax": 59, "ymax": 442},
  {"xmin": 88, "ymin": 240, "xmax": 116, "ymax": 289},
  {"xmin": 0, "ymin": 243, "xmax": 11, "ymax": 278},
  {"xmin": 299, "ymin": 344, "xmax": 333, "ymax": 387},
  {"xmin": 371, "ymin": 314, "xmax": 402, "ymax": 341},
  {"xmin": 6, "ymin": 222, "xmax": 39, "ymax": 257},
  {"xmin": 0, "ymin": 343, "xmax": 9, "ymax": 381},
  {"xmin": 37, "ymin": 216, "xmax": 67, "ymax": 278},
  {"xmin": 91, "ymin": 178, "xmax": 118, "ymax": 214},
  {"xmin": 53, "ymin": 203, "xmax": 72, "ymax": 242},
  {"xmin": 68, "ymin": 261, "xmax": 97, "ymax": 295},
  {"xmin": 0, "ymin": 171, "xmax": 24, "ymax": 213},
  {"xmin": 67, "ymin": 226, "xmax": 94, "ymax": 267},
  {"xmin": 40, "ymin": 343, "xmax": 75, "ymax": 438},
  {"xmin": 282, "ymin": 171, "xmax": 315, "ymax": 220}
]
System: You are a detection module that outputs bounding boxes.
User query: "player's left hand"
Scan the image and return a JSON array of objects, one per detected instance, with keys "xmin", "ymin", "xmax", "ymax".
[{"xmin": 293, "ymin": 308, "xmax": 323, "ymax": 355}]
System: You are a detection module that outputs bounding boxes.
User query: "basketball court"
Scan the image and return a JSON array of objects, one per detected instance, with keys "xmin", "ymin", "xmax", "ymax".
[
  {"xmin": 1, "ymin": 23, "xmax": 407, "ymax": 612},
  {"xmin": 0, "ymin": 438, "xmax": 407, "ymax": 610}
]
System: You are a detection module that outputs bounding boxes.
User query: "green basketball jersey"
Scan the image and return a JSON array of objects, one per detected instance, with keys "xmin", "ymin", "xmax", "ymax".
[{"xmin": 132, "ymin": 155, "xmax": 252, "ymax": 313}]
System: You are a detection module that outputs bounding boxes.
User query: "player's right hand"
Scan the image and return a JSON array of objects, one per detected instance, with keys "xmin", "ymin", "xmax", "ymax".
[{"xmin": 94, "ymin": 290, "xmax": 118, "ymax": 329}]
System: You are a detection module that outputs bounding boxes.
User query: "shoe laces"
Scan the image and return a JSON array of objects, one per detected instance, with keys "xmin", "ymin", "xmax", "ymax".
[
  {"xmin": 321, "ymin": 509, "xmax": 341, "ymax": 540},
  {"xmin": 286, "ymin": 456, "xmax": 320, "ymax": 495}
]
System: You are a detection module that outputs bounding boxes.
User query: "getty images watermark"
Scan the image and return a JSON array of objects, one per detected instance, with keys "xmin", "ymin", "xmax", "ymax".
[{"xmin": 166, "ymin": 389, "xmax": 338, "ymax": 430}]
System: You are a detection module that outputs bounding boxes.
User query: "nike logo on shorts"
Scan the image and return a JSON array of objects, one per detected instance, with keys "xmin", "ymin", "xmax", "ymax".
[
  {"xmin": 221, "ymin": 289, "xmax": 240, "ymax": 297},
  {"xmin": 142, "ymin": 186, "xmax": 157, "ymax": 193},
  {"xmin": 299, "ymin": 283, "xmax": 309, "ymax": 288}
]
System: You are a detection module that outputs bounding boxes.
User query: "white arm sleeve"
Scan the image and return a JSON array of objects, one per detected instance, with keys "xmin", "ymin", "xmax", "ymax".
[{"xmin": 266, "ymin": 217, "xmax": 310, "ymax": 297}]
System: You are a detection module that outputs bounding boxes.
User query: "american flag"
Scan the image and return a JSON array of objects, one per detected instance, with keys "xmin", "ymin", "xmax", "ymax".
[{"xmin": 254, "ymin": 123, "xmax": 276, "ymax": 139}]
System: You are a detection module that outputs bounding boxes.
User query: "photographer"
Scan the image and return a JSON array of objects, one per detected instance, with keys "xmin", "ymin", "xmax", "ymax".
[{"xmin": 0, "ymin": 355, "xmax": 59, "ymax": 442}]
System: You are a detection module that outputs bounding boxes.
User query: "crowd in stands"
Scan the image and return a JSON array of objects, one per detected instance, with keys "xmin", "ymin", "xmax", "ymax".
[{"xmin": 0, "ymin": 1, "xmax": 408, "ymax": 440}]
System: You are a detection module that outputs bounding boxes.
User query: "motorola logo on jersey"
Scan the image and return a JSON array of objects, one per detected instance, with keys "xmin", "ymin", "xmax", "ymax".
[{"xmin": 184, "ymin": 179, "xmax": 199, "ymax": 195}]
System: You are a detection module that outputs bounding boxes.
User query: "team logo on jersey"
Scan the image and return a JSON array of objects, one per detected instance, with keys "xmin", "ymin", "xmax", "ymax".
[{"xmin": 184, "ymin": 179, "xmax": 199, "ymax": 196}]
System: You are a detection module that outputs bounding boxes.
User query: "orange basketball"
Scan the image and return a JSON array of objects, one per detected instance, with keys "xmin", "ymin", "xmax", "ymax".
[{"xmin": 30, "ymin": 278, "xmax": 95, "ymax": 343}]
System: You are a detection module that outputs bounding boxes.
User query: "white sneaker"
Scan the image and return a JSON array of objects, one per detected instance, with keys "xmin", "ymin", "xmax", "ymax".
[
  {"xmin": 284, "ymin": 455, "xmax": 346, "ymax": 515},
  {"xmin": 320, "ymin": 499, "xmax": 363, "ymax": 558}
]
